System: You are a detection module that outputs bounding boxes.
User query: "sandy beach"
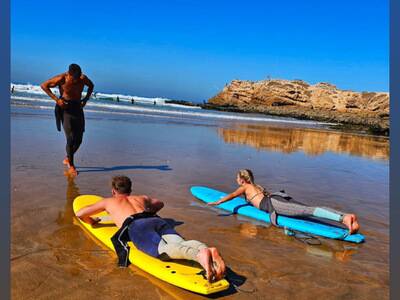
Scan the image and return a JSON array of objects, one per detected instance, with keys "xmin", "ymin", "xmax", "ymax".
[{"xmin": 11, "ymin": 105, "xmax": 389, "ymax": 299}]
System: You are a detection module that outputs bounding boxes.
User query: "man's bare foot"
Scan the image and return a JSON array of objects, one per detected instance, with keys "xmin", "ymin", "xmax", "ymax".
[
  {"xmin": 196, "ymin": 248, "xmax": 215, "ymax": 282},
  {"xmin": 66, "ymin": 166, "xmax": 78, "ymax": 177},
  {"xmin": 342, "ymin": 214, "xmax": 360, "ymax": 234},
  {"xmin": 63, "ymin": 157, "xmax": 70, "ymax": 168},
  {"xmin": 209, "ymin": 247, "xmax": 226, "ymax": 281}
]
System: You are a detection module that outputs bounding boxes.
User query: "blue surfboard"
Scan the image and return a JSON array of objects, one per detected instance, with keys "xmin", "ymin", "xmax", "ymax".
[{"xmin": 190, "ymin": 186, "xmax": 365, "ymax": 244}]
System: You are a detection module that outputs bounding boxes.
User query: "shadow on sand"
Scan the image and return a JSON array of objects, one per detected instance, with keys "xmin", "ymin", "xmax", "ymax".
[
  {"xmin": 207, "ymin": 267, "xmax": 250, "ymax": 298},
  {"xmin": 77, "ymin": 164, "xmax": 172, "ymax": 173}
]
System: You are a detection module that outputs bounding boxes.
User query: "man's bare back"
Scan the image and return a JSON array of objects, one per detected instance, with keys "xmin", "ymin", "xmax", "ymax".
[
  {"xmin": 103, "ymin": 195, "xmax": 164, "ymax": 227},
  {"xmin": 76, "ymin": 194, "xmax": 164, "ymax": 228}
]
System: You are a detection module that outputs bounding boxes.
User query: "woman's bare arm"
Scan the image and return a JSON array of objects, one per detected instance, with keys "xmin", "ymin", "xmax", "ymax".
[{"xmin": 208, "ymin": 186, "xmax": 246, "ymax": 206}]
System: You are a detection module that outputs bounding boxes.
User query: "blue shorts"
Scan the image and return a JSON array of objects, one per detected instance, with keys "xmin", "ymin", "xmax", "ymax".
[{"xmin": 128, "ymin": 217, "xmax": 178, "ymax": 257}]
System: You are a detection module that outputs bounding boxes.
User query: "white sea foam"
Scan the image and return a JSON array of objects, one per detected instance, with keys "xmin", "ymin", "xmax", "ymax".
[
  {"xmin": 11, "ymin": 94, "xmax": 332, "ymax": 126},
  {"xmin": 11, "ymin": 83, "xmax": 177, "ymax": 105},
  {"xmin": 95, "ymin": 92, "xmax": 168, "ymax": 104},
  {"xmin": 12, "ymin": 96, "xmax": 54, "ymax": 103},
  {"xmin": 11, "ymin": 83, "xmax": 60, "ymax": 95}
]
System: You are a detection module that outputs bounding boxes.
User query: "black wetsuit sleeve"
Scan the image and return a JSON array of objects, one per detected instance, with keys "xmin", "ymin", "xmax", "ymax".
[{"xmin": 55, "ymin": 104, "xmax": 63, "ymax": 132}]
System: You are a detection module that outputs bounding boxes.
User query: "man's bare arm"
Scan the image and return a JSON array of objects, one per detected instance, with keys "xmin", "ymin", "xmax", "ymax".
[
  {"xmin": 40, "ymin": 74, "xmax": 65, "ymax": 102},
  {"xmin": 76, "ymin": 199, "xmax": 107, "ymax": 225},
  {"xmin": 82, "ymin": 75, "xmax": 94, "ymax": 102}
]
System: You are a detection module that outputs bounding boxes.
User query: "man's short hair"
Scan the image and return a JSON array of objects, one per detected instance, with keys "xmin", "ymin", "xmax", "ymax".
[
  {"xmin": 68, "ymin": 63, "xmax": 82, "ymax": 79},
  {"xmin": 111, "ymin": 176, "xmax": 132, "ymax": 194}
]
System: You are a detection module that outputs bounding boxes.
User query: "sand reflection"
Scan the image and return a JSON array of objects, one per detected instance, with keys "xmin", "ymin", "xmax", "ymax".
[
  {"xmin": 57, "ymin": 175, "xmax": 81, "ymax": 226},
  {"xmin": 217, "ymin": 124, "xmax": 389, "ymax": 160}
]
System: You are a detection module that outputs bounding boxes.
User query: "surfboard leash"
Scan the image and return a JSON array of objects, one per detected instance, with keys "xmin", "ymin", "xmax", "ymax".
[{"xmin": 283, "ymin": 227, "xmax": 322, "ymax": 246}]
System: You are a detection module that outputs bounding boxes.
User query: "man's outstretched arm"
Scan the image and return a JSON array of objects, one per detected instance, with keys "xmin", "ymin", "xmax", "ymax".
[
  {"xmin": 76, "ymin": 199, "xmax": 106, "ymax": 225},
  {"xmin": 82, "ymin": 75, "xmax": 94, "ymax": 102},
  {"xmin": 40, "ymin": 74, "xmax": 65, "ymax": 103}
]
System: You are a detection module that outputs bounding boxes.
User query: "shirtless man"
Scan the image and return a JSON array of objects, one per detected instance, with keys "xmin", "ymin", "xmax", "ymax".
[
  {"xmin": 76, "ymin": 176, "xmax": 226, "ymax": 282},
  {"xmin": 40, "ymin": 64, "xmax": 94, "ymax": 176}
]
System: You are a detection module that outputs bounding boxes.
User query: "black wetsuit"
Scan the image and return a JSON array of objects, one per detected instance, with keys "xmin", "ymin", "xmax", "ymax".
[{"xmin": 57, "ymin": 100, "xmax": 85, "ymax": 167}]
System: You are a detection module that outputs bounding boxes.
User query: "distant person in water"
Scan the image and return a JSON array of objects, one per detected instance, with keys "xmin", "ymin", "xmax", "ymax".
[
  {"xmin": 153, "ymin": 100, "xmax": 156, "ymax": 105},
  {"xmin": 131, "ymin": 98, "xmax": 135, "ymax": 104},
  {"xmin": 208, "ymin": 169, "xmax": 360, "ymax": 234},
  {"xmin": 76, "ymin": 176, "xmax": 226, "ymax": 282},
  {"xmin": 116, "ymin": 96, "xmax": 120, "ymax": 102},
  {"xmin": 40, "ymin": 64, "xmax": 94, "ymax": 176},
  {"xmin": 11, "ymin": 85, "xmax": 14, "ymax": 94}
]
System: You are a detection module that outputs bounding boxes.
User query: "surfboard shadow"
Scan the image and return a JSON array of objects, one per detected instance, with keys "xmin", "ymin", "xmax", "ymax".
[
  {"xmin": 91, "ymin": 223, "xmax": 116, "ymax": 228},
  {"xmin": 76, "ymin": 164, "xmax": 172, "ymax": 173},
  {"xmin": 207, "ymin": 267, "xmax": 249, "ymax": 298},
  {"xmin": 217, "ymin": 203, "xmax": 252, "ymax": 217},
  {"xmin": 163, "ymin": 218, "xmax": 184, "ymax": 228}
]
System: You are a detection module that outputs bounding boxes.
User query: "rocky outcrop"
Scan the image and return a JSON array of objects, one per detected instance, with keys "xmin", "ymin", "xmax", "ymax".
[{"xmin": 207, "ymin": 79, "xmax": 389, "ymax": 135}]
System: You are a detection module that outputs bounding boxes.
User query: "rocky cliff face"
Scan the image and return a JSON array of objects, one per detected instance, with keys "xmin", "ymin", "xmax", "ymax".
[{"xmin": 207, "ymin": 79, "xmax": 389, "ymax": 135}]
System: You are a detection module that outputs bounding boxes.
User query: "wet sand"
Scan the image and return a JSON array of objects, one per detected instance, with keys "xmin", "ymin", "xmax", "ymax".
[{"xmin": 11, "ymin": 108, "xmax": 389, "ymax": 299}]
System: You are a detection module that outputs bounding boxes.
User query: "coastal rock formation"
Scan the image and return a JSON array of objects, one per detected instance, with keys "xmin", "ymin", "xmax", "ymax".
[{"xmin": 207, "ymin": 79, "xmax": 389, "ymax": 134}]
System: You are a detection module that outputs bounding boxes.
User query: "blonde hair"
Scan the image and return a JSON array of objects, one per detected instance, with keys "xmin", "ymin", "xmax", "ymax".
[{"xmin": 237, "ymin": 169, "xmax": 265, "ymax": 192}]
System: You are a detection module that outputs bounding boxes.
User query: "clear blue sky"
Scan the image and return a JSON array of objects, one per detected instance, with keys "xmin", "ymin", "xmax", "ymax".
[{"xmin": 11, "ymin": 0, "xmax": 388, "ymax": 102}]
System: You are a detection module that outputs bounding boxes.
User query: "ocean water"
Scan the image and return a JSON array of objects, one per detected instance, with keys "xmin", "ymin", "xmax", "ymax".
[{"xmin": 10, "ymin": 83, "xmax": 331, "ymax": 127}]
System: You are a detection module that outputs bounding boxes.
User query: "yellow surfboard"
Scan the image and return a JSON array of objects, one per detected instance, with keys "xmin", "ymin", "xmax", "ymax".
[{"xmin": 73, "ymin": 195, "xmax": 230, "ymax": 295}]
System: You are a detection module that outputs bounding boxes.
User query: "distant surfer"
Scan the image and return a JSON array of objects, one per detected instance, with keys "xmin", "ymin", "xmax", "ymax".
[
  {"xmin": 116, "ymin": 96, "xmax": 120, "ymax": 102},
  {"xmin": 40, "ymin": 64, "xmax": 94, "ymax": 176},
  {"xmin": 131, "ymin": 98, "xmax": 135, "ymax": 104},
  {"xmin": 76, "ymin": 175, "xmax": 226, "ymax": 282},
  {"xmin": 11, "ymin": 85, "xmax": 14, "ymax": 94},
  {"xmin": 153, "ymin": 100, "xmax": 156, "ymax": 106},
  {"xmin": 208, "ymin": 169, "xmax": 360, "ymax": 234}
]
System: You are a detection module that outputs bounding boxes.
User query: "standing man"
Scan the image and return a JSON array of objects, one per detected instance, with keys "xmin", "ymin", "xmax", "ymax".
[{"xmin": 41, "ymin": 64, "xmax": 94, "ymax": 176}]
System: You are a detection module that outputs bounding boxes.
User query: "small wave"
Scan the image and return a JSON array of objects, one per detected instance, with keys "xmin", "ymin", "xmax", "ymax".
[
  {"xmin": 11, "ymin": 83, "xmax": 173, "ymax": 104},
  {"xmin": 12, "ymin": 96, "xmax": 54, "ymax": 103},
  {"xmin": 11, "ymin": 94, "xmax": 332, "ymax": 126}
]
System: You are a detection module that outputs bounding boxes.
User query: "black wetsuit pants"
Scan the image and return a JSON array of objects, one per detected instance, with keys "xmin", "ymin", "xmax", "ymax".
[{"xmin": 62, "ymin": 105, "xmax": 84, "ymax": 167}]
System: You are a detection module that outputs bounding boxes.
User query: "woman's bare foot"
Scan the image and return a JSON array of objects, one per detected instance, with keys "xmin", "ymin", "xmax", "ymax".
[
  {"xmin": 209, "ymin": 247, "xmax": 226, "ymax": 281},
  {"xmin": 62, "ymin": 157, "xmax": 70, "ymax": 168},
  {"xmin": 196, "ymin": 248, "xmax": 215, "ymax": 282},
  {"xmin": 342, "ymin": 214, "xmax": 360, "ymax": 234}
]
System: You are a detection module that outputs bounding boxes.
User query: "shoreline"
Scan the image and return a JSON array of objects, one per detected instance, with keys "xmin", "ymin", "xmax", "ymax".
[
  {"xmin": 11, "ymin": 83, "xmax": 389, "ymax": 136},
  {"xmin": 151, "ymin": 100, "xmax": 390, "ymax": 136},
  {"xmin": 200, "ymin": 103, "xmax": 390, "ymax": 136}
]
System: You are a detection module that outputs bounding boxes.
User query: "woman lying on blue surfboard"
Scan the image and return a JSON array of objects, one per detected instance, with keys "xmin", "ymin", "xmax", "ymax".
[{"xmin": 207, "ymin": 169, "xmax": 360, "ymax": 234}]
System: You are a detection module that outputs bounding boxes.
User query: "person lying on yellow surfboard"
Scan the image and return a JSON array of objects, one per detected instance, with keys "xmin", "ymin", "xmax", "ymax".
[{"xmin": 76, "ymin": 175, "xmax": 226, "ymax": 282}]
